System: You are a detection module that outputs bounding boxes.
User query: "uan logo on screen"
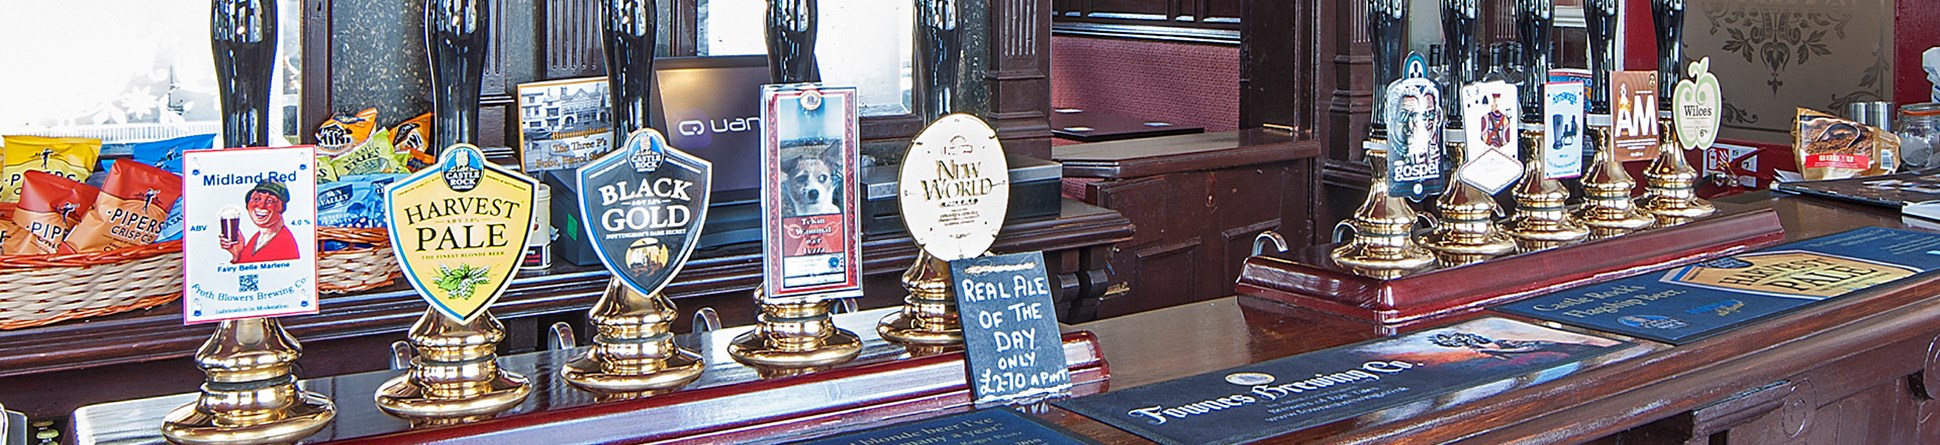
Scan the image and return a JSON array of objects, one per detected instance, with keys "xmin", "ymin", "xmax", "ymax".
[
  {"xmin": 671, "ymin": 114, "xmax": 760, "ymax": 151},
  {"xmin": 676, "ymin": 116, "xmax": 760, "ymax": 137}
]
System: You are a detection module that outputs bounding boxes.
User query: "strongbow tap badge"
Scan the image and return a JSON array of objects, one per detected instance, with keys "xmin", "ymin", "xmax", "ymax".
[
  {"xmin": 901, "ymin": 114, "xmax": 1010, "ymax": 261},
  {"xmin": 182, "ymin": 147, "xmax": 319, "ymax": 324},
  {"xmin": 385, "ymin": 145, "xmax": 538, "ymax": 323},
  {"xmin": 576, "ymin": 129, "xmax": 712, "ymax": 298}
]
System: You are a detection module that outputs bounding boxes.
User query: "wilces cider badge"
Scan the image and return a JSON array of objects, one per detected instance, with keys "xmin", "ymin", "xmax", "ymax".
[
  {"xmin": 1673, "ymin": 57, "xmax": 1722, "ymax": 151},
  {"xmin": 576, "ymin": 129, "xmax": 712, "ymax": 298},
  {"xmin": 1384, "ymin": 77, "xmax": 1445, "ymax": 201},
  {"xmin": 901, "ymin": 114, "xmax": 1010, "ymax": 261},
  {"xmin": 385, "ymin": 144, "xmax": 538, "ymax": 323}
]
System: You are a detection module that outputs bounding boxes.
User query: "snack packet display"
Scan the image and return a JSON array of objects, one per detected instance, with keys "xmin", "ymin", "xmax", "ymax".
[
  {"xmin": 391, "ymin": 113, "xmax": 435, "ymax": 170},
  {"xmin": 315, "ymin": 108, "xmax": 379, "ymax": 156},
  {"xmin": 1795, "ymin": 108, "xmax": 1903, "ymax": 180},
  {"xmin": 1, "ymin": 136, "xmax": 102, "ymax": 203},
  {"xmin": 8, "ymin": 171, "xmax": 101, "ymax": 255},
  {"xmin": 63, "ymin": 160, "xmax": 185, "ymax": 252},
  {"xmin": 317, "ymin": 173, "xmax": 405, "ymax": 251},
  {"xmin": 327, "ymin": 128, "xmax": 410, "ymax": 177}
]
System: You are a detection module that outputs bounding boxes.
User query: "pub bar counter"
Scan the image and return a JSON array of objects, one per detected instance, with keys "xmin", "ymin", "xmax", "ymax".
[{"xmin": 1, "ymin": 0, "xmax": 1937, "ymax": 444}]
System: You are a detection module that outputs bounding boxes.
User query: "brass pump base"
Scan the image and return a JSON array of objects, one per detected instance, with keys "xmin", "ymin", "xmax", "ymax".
[
  {"xmin": 879, "ymin": 252, "xmax": 964, "ymax": 346},
  {"xmin": 1503, "ymin": 126, "xmax": 1590, "ymax": 252},
  {"xmin": 376, "ymin": 309, "xmax": 531, "ymax": 419},
  {"xmin": 1331, "ymin": 140, "xmax": 1436, "ymax": 276},
  {"xmin": 1572, "ymin": 118, "xmax": 1656, "ymax": 239},
  {"xmin": 730, "ymin": 289, "xmax": 863, "ymax": 369},
  {"xmin": 1419, "ymin": 139, "xmax": 1515, "ymax": 266},
  {"xmin": 1637, "ymin": 116, "xmax": 1716, "ymax": 227},
  {"xmin": 562, "ymin": 279, "xmax": 705, "ymax": 393},
  {"xmin": 161, "ymin": 318, "xmax": 335, "ymax": 445}
]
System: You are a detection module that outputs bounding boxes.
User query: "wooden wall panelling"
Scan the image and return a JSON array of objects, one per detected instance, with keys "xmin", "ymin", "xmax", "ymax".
[
  {"xmin": 301, "ymin": 0, "xmax": 332, "ymax": 145},
  {"xmin": 543, "ymin": 0, "xmax": 604, "ymax": 79},
  {"xmin": 990, "ymin": 0, "xmax": 1056, "ymax": 159}
]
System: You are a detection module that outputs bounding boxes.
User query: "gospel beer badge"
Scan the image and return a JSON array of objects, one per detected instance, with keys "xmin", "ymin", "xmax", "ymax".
[
  {"xmin": 385, "ymin": 144, "xmax": 537, "ymax": 323},
  {"xmin": 1673, "ymin": 57, "xmax": 1722, "ymax": 151},
  {"xmin": 760, "ymin": 84, "xmax": 864, "ymax": 301},
  {"xmin": 1545, "ymin": 82, "xmax": 1586, "ymax": 179},
  {"xmin": 1459, "ymin": 81, "xmax": 1522, "ymax": 194},
  {"xmin": 181, "ymin": 147, "xmax": 319, "ymax": 324},
  {"xmin": 1610, "ymin": 71, "xmax": 1661, "ymax": 161},
  {"xmin": 901, "ymin": 114, "xmax": 1009, "ymax": 261},
  {"xmin": 576, "ymin": 129, "xmax": 711, "ymax": 298},
  {"xmin": 1384, "ymin": 78, "xmax": 1445, "ymax": 200}
]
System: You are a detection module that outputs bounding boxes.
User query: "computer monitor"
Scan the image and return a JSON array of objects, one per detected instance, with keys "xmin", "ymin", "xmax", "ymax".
[
  {"xmin": 648, "ymin": 55, "xmax": 769, "ymax": 205},
  {"xmin": 648, "ymin": 55, "xmax": 770, "ymax": 248}
]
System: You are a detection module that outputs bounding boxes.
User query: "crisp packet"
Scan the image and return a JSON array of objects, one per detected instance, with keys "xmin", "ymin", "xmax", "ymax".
[
  {"xmin": 1794, "ymin": 108, "xmax": 1903, "ymax": 180},
  {"xmin": 391, "ymin": 113, "xmax": 435, "ymax": 170},
  {"xmin": 8, "ymin": 171, "xmax": 100, "ymax": 254},
  {"xmin": 0, "ymin": 203, "xmax": 18, "ymax": 249},
  {"xmin": 64, "ymin": 160, "xmax": 184, "ymax": 252},
  {"xmin": 328, "ymin": 128, "xmax": 409, "ymax": 177},
  {"xmin": 130, "ymin": 133, "xmax": 213, "ymax": 174},
  {"xmin": 156, "ymin": 196, "xmax": 185, "ymax": 242},
  {"xmin": 1, "ymin": 136, "xmax": 102, "ymax": 203},
  {"xmin": 318, "ymin": 173, "xmax": 405, "ymax": 251},
  {"xmin": 318, "ymin": 173, "xmax": 404, "ymax": 229},
  {"xmin": 316, "ymin": 108, "xmax": 379, "ymax": 156}
]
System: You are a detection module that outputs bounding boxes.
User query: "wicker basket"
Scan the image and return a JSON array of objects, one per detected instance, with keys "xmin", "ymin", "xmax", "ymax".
[
  {"xmin": 317, "ymin": 226, "xmax": 401, "ymax": 294},
  {"xmin": 0, "ymin": 226, "xmax": 400, "ymax": 330},
  {"xmin": 0, "ymin": 241, "xmax": 184, "ymax": 330}
]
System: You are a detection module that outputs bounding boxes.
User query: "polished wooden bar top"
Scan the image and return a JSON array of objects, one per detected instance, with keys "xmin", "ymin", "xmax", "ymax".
[
  {"xmin": 1050, "ymin": 109, "xmax": 1206, "ymax": 143},
  {"xmin": 1054, "ymin": 128, "xmax": 1320, "ymax": 178},
  {"xmin": 1034, "ymin": 190, "xmax": 1940, "ymax": 444}
]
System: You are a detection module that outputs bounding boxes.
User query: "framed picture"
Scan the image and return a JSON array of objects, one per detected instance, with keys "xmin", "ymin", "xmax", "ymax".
[
  {"xmin": 515, "ymin": 77, "xmax": 613, "ymax": 173},
  {"xmin": 759, "ymin": 84, "xmax": 862, "ymax": 302}
]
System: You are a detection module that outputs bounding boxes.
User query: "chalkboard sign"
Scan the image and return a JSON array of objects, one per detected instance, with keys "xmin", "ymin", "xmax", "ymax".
[{"xmin": 951, "ymin": 251, "xmax": 1072, "ymax": 406}]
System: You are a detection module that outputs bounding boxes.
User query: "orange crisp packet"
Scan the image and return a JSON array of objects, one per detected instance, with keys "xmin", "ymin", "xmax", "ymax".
[
  {"xmin": 64, "ymin": 160, "xmax": 184, "ymax": 252},
  {"xmin": 8, "ymin": 171, "xmax": 99, "ymax": 255}
]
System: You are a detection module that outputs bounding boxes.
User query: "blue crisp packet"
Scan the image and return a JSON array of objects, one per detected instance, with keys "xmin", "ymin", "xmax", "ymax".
[
  {"xmin": 156, "ymin": 197, "xmax": 185, "ymax": 242},
  {"xmin": 319, "ymin": 174, "xmax": 405, "ymax": 229},
  {"xmin": 105, "ymin": 134, "xmax": 214, "ymax": 174}
]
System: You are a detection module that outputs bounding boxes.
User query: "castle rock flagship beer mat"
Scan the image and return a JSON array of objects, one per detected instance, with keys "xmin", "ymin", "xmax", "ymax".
[
  {"xmin": 1053, "ymin": 317, "xmax": 1637, "ymax": 445},
  {"xmin": 788, "ymin": 408, "xmax": 1097, "ymax": 445},
  {"xmin": 1496, "ymin": 227, "xmax": 1940, "ymax": 344},
  {"xmin": 384, "ymin": 144, "xmax": 538, "ymax": 323},
  {"xmin": 182, "ymin": 146, "xmax": 319, "ymax": 323}
]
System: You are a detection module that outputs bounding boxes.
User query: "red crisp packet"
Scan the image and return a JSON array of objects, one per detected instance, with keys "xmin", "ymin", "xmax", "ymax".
[{"xmin": 9, "ymin": 171, "xmax": 100, "ymax": 255}]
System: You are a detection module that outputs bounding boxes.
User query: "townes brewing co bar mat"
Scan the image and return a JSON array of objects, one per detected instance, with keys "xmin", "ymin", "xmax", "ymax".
[
  {"xmin": 1053, "ymin": 317, "xmax": 1636, "ymax": 445},
  {"xmin": 1497, "ymin": 227, "xmax": 1940, "ymax": 344}
]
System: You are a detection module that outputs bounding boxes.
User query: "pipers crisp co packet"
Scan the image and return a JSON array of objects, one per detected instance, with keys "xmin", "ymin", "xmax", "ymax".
[
  {"xmin": 1, "ymin": 135, "xmax": 102, "ymax": 203},
  {"xmin": 8, "ymin": 171, "xmax": 100, "ymax": 255},
  {"xmin": 64, "ymin": 160, "xmax": 185, "ymax": 252},
  {"xmin": 315, "ymin": 108, "xmax": 379, "ymax": 156}
]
